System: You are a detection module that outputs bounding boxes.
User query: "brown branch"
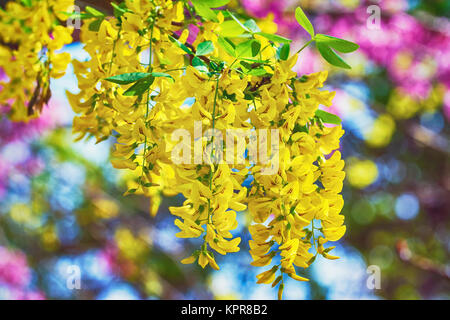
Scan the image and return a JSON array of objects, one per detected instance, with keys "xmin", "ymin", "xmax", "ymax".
[
  {"xmin": 407, "ymin": 123, "xmax": 450, "ymax": 155},
  {"xmin": 396, "ymin": 239, "xmax": 450, "ymax": 281}
]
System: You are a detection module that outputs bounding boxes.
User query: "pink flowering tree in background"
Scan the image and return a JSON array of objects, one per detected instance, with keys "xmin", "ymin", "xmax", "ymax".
[{"xmin": 242, "ymin": 0, "xmax": 450, "ymax": 120}]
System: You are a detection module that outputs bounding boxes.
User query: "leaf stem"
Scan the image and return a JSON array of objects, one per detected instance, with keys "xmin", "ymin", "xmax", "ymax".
[
  {"xmin": 296, "ymin": 39, "xmax": 313, "ymax": 54},
  {"xmin": 207, "ymin": 75, "xmax": 220, "ymax": 225},
  {"xmin": 141, "ymin": 20, "xmax": 155, "ymax": 176},
  {"xmin": 109, "ymin": 25, "xmax": 122, "ymax": 75}
]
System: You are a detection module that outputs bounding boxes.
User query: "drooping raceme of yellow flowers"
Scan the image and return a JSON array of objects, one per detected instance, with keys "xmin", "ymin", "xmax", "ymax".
[
  {"xmin": 0, "ymin": 0, "xmax": 74, "ymax": 121},
  {"xmin": 2, "ymin": 0, "xmax": 351, "ymax": 299}
]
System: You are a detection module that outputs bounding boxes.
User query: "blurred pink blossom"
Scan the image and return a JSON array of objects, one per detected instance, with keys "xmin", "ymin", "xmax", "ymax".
[
  {"xmin": 243, "ymin": 1, "xmax": 450, "ymax": 120},
  {"xmin": 0, "ymin": 246, "xmax": 45, "ymax": 300},
  {"xmin": 0, "ymin": 247, "xmax": 31, "ymax": 287}
]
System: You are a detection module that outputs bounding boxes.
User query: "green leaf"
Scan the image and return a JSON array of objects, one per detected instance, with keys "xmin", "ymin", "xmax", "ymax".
[
  {"xmin": 196, "ymin": 41, "xmax": 214, "ymax": 56},
  {"xmin": 227, "ymin": 10, "xmax": 251, "ymax": 33},
  {"xmin": 192, "ymin": 57, "xmax": 209, "ymax": 73},
  {"xmin": 239, "ymin": 57, "xmax": 269, "ymax": 63},
  {"xmin": 218, "ymin": 20, "xmax": 245, "ymax": 37},
  {"xmin": 295, "ymin": 7, "xmax": 314, "ymax": 38},
  {"xmin": 21, "ymin": 0, "xmax": 32, "ymax": 7},
  {"xmin": 247, "ymin": 68, "xmax": 268, "ymax": 76},
  {"xmin": 150, "ymin": 72, "xmax": 175, "ymax": 81},
  {"xmin": 151, "ymin": 72, "xmax": 175, "ymax": 82},
  {"xmin": 85, "ymin": 6, "xmax": 105, "ymax": 18},
  {"xmin": 251, "ymin": 40, "xmax": 261, "ymax": 57},
  {"xmin": 88, "ymin": 18, "xmax": 104, "ymax": 32},
  {"xmin": 192, "ymin": 0, "xmax": 218, "ymax": 22},
  {"xmin": 239, "ymin": 60, "xmax": 252, "ymax": 70},
  {"xmin": 315, "ymin": 109, "xmax": 342, "ymax": 125},
  {"xmin": 217, "ymin": 36, "xmax": 236, "ymax": 57},
  {"xmin": 235, "ymin": 40, "xmax": 250, "ymax": 57},
  {"xmin": 60, "ymin": 11, "xmax": 93, "ymax": 20},
  {"xmin": 316, "ymin": 41, "xmax": 351, "ymax": 69},
  {"xmin": 277, "ymin": 43, "xmax": 290, "ymax": 61},
  {"xmin": 142, "ymin": 182, "xmax": 159, "ymax": 187},
  {"xmin": 209, "ymin": 61, "xmax": 224, "ymax": 72},
  {"xmin": 111, "ymin": 3, "xmax": 128, "ymax": 19},
  {"xmin": 123, "ymin": 77, "xmax": 155, "ymax": 96},
  {"xmin": 256, "ymin": 32, "xmax": 292, "ymax": 44},
  {"xmin": 243, "ymin": 19, "xmax": 260, "ymax": 33},
  {"xmin": 236, "ymin": 39, "xmax": 260, "ymax": 58},
  {"xmin": 168, "ymin": 35, "xmax": 194, "ymax": 55},
  {"xmin": 202, "ymin": 0, "xmax": 230, "ymax": 7},
  {"xmin": 105, "ymin": 72, "xmax": 151, "ymax": 85},
  {"xmin": 316, "ymin": 34, "xmax": 359, "ymax": 53}
]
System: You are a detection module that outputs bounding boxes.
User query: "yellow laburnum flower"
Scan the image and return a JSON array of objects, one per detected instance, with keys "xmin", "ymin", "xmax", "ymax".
[
  {"xmin": 251, "ymin": 252, "xmax": 275, "ymax": 267},
  {"xmin": 256, "ymin": 266, "xmax": 278, "ymax": 284},
  {"xmin": 181, "ymin": 255, "xmax": 197, "ymax": 265},
  {"xmin": 174, "ymin": 218, "xmax": 204, "ymax": 238},
  {"xmin": 196, "ymin": 250, "xmax": 220, "ymax": 270},
  {"xmin": 288, "ymin": 272, "xmax": 309, "ymax": 282},
  {"xmin": 317, "ymin": 237, "xmax": 340, "ymax": 260}
]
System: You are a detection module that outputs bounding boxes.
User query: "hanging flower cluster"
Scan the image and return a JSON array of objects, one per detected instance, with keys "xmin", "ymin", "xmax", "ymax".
[
  {"xmin": 8, "ymin": 0, "xmax": 355, "ymax": 299},
  {"xmin": 247, "ymin": 69, "xmax": 347, "ymax": 291},
  {"xmin": 0, "ymin": 0, "xmax": 74, "ymax": 121}
]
